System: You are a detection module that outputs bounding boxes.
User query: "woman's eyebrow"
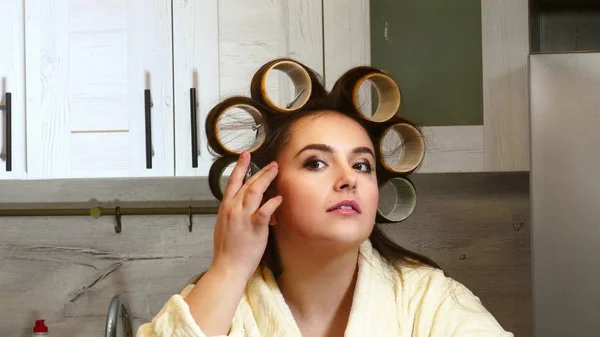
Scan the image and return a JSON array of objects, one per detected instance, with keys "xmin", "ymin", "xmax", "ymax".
[
  {"xmin": 353, "ymin": 146, "xmax": 376, "ymax": 158},
  {"xmin": 294, "ymin": 143, "xmax": 375, "ymax": 159}
]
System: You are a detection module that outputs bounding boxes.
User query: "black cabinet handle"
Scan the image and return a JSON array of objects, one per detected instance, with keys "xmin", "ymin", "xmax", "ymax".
[
  {"xmin": 144, "ymin": 89, "xmax": 152, "ymax": 169},
  {"xmin": 190, "ymin": 88, "xmax": 199, "ymax": 168},
  {"xmin": 1, "ymin": 92, "xmax": 11, "ymax": 172}
]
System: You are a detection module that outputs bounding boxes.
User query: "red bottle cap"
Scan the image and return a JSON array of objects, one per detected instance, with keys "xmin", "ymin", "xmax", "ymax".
[{"xmin": 34, "ymin": 320, "xmax": 48, "ymax": 333}]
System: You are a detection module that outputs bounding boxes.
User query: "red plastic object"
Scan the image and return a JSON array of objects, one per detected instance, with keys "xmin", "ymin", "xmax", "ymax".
[{"xmin": 33, "ymin": 320, "xmax": 48, "ymax": 333}]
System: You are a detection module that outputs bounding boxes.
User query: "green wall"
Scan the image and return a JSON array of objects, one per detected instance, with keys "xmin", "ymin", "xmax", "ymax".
[{"xmin": 370, "ymin": 0, "xmax": 483, "ymax": 126}]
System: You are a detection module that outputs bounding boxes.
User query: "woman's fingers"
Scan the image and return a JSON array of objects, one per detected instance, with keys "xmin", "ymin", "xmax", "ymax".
[
  {"xmin": 253, "ymin": 195, "xmax": 283, "ymax": 226},
  {"xmin": 241, "ymin": 159, "xmax": 275, "ymax": 187},
  {"xmin": 221, "ymin": 151, "xmax": 279, "ymax": 214},
  {"xmin": 239, "ymin": 162, "xmax": 279, "ymax": 211},
  {"xmin": 222, "ymin": 152, "xmax": 252, "ymax": 201}
]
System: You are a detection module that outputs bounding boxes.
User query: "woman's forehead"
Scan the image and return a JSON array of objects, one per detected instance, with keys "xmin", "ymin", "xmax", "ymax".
[{"xmin": 286, "ymin": 112, "xmax": 374, "ymax": 150}]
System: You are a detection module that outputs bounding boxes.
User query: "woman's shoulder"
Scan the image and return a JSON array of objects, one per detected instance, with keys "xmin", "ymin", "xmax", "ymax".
[
  {"xmin": 393, "ymin": 261, "xmax": 448, "ymax": 286},
  {"xmin": 360, "ymin": 240, "xmax": 465, "ymax": 299},
  {"xmin": 389, "ymin": 261, "xmax": 513, "ymax": 335},
  {"xmin": 391, "ymin": 261, "xmax": 477, "ymax": 302}
]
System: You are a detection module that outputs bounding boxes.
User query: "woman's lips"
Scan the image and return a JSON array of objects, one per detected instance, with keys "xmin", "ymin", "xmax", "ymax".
[
  {"xmin": 328, "ymin": 208, "xmax": 360, "ymax": 215},
  {"xmin": 326, "ymin": 199, "xmax": 361, "ymax": 215}
]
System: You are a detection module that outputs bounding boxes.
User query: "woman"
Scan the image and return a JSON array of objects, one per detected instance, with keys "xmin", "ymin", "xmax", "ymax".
[{"xmin": 137, "ymin": 59, "xmax": 513, "ymax": 337}]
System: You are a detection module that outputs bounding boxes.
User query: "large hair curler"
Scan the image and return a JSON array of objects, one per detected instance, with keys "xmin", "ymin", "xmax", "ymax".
[
  {"xmin": 378, "ymin": 122, "xmax": 425, "ymax": 175},
  {"xmin": 330, "ymin": 67, "xmax": 401, "ymax": 123},
  {"xmin": 205, "ymin": 96, "xmax": 267, "ymax": 156},
  {"xmin": 376, "ymin": 176, "xmax": 417, "ymax": 223},
  {"xmin": 208, "ymin": 155, "xmax": 261, "ymax": 201},
  {"xmin": 250, "ymin": 59, "xmax": 314, "ymax": 113}
]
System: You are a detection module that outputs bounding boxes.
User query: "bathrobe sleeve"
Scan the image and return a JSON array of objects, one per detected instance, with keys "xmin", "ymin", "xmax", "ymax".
[
  {"xmin": 136, "ymin": 284, "xmax": 249, "ymax": 337},
  {"xmin": 400, "ymin": 266, "xmax": 514, "ymax": 337}
]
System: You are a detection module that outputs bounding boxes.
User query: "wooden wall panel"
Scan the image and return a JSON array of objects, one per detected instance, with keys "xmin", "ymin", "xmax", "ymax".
[
  {"xmin": 482, "ymin": 0, "xmax": 530, "ymax": 171},
  {"xmin": 0, "ymin": 173, "xmax": 530, "ymax": 336},
  {"xmin": 383, "ymin": 172, "xmax": 531, "ymax": 336}
]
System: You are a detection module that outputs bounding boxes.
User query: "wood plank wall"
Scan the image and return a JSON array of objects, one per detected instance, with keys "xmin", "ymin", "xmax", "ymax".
[{"xmin": 0, "ymin": 172, "xmax": 530, "ymax": 336}]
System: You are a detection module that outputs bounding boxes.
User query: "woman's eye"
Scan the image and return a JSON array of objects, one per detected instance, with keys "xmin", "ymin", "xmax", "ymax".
[
  {"xmin": 305, "ymin": 159, "xmax": 326, "ymax": 170},
  {"xmin": 354, "ymin": 162, "xmax": 373, "ymax": 172}
]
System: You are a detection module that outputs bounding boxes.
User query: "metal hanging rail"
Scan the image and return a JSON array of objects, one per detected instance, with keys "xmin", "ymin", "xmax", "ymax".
[{"xmin": 0, "ymin": 205, "xmax": 220, "ymax": 233}]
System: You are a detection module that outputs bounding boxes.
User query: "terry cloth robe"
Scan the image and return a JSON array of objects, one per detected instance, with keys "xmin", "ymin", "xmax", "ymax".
[{"xmin": 137, "ymin": 240, "xmax": 513, "ymax": 337}]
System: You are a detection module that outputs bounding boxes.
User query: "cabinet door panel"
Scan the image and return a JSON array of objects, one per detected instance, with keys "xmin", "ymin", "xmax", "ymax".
[
  {"xmin": 26, "ymin": 0, "xmax": 174, "ymax": 179},
  {"xmin": 174, "ymin": 0, "xmax": 323, "ymax": 177},
  {"xmin": 173, "ymin": 0, "xmax": 219, "ymax": 177},
  {"xmin": 0, "ymin": 1, "xmax": 26, "ymax": 180}
]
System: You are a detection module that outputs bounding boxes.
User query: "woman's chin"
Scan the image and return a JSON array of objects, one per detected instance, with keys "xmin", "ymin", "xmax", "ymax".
[
  {"xmin": 279, "ymin": 217, "xmax": 374, "ymax": 248},
  {"xmin": 312, "ymin": 222, "xmax": 373, "ymax": 247}
]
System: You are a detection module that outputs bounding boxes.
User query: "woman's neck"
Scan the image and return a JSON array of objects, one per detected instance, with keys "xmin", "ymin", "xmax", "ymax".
[{"xmin": 275, "ymin": 240, "xmax": 360, "ymax": 334}]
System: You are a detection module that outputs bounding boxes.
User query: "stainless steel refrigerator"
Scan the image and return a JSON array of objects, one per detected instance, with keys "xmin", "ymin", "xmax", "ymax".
[{"xmin": 530, "ymin": 52, "xmax": 600, "ymax": 336}]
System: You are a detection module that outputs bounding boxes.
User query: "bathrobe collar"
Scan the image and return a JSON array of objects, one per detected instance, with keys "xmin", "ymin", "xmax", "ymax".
[{"xmin": 245, "ymin": 240, "xmax": 400, "ymax": 336}]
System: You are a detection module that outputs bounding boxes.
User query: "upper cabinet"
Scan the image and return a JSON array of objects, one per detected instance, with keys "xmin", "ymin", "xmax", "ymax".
[
  {"xmin": 0, "ymin": 0, "xmax": 324, "ymax": 181},
  {"xmin": 173, "ymin": 0, "xmax": 324, "ymax": 176},
  {"xmin": 10, "ymin": 1, "xmax": 518, "ymax": 181},
  {"xmin": 25, "ymin": 0, "xmax": 174, "ymax": 179},
  {"xmin": 0, "ymin": 1, "xmax": 26, "ymax": 180}
]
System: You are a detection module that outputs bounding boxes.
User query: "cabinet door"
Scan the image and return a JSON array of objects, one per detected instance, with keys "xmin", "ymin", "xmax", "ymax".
[
  {"xmin": 0, "ymin": 1, "xmax": 26, "ymax": 180},
  {"xmin": 25, "ymin": 0, "xmax": 174, "ymax": 179},
  {"xmin": 173, "ymin": 0, "xmax": 323, "ymax": 176}
]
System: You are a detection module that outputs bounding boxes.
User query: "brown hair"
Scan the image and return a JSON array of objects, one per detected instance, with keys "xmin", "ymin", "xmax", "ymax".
[{"xmin": 206, "ymin": 58, "xmax": 443, "ymax": 276}]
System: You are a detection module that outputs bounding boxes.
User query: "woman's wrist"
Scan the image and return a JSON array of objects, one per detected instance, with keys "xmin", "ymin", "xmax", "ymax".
[
  {"xmin": 183, "ymin": 262, "xmax": 250, "ymax": 335},
  {"xmin": 208, "ymin": 261, "xmax": 253, "ymax": 287}
]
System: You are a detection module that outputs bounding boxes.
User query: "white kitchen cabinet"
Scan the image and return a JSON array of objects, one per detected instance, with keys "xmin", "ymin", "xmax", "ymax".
[
  {"xmin": 0, "ymin": 1, "xmax": 26, "ymax": 180},
  {"xmin": 1, "ymin": 0, "xmax": 326, "ymax": 181},
  {"xmin": 25, "ymin": 0, "xmax": 174, "ymax": 179},
  {"xmin": 173, "ymin": 0, "xmax": 324, "ymax": 176}
]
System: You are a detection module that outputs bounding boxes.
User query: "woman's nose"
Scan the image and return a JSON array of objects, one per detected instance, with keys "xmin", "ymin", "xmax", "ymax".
[{"xmin": 334, "ymin": 166, "xmax": 358, "ymax": 191}]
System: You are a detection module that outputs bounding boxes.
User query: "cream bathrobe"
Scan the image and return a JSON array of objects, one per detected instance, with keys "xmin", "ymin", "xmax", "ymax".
[{"xmin": 137, "ymin": 240, "xmax": 513, "ymax": 337}]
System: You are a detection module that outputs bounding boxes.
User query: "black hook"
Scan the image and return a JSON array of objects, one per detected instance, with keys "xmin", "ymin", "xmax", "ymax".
[
  {"xmin": 114, "ymin": 206, "xmax": 122, "ymax": 234},
  {"xmin": 188, "ymin": 206, "xmax": 193, "ymax": 233}
]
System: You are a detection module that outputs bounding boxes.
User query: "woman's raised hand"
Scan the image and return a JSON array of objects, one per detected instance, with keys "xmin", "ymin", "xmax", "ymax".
[
  {"xmin": 182, "ymin": 153, "xmax": 281, "ymax": 335},
  {"xmin": 211, "ymin": 151, "xmax": 282, "ymax": 280}
]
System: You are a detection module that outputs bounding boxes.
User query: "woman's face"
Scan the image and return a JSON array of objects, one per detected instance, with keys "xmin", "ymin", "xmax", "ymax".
[{"xmin": 272, "ymin": 111, "xmax": 379, "ymax": 248}]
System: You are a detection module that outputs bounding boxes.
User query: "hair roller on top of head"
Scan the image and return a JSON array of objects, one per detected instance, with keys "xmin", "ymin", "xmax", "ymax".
[
  {"xmin": 205, "ymin": 96, "xmax": 267, "ymax": 156},
  {"xmin": 250, "ymin": 58, "xmax": 326, "ymax": 113},
  {"xmin": 330, "ymin": 66, "xmax": 401, "ymax": 124},
  {"xmin": 205, "ymin": 58, "xmax": 422, "ymax": 224}
]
